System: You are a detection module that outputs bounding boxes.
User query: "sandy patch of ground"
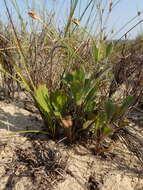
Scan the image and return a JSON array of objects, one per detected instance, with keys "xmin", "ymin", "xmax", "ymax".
[{"xmin": 0, "ymin": 99, "xmax": 143, "ymax": 190}]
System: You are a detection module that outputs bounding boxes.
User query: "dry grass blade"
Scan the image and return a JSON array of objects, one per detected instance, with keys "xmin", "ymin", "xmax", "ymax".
[{"xmin": 115, "ymin": 128, "xmax": 143, "ymax": 164}]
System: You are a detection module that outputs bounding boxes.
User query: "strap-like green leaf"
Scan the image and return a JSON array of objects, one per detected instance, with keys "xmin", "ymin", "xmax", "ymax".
[
  {"xmin": 34, "ymin": 84, "xmax": 51, "ymax": 113},
  {"xmin": 120, "ymin": 96, "xmax": 134, "ymax": 112},
  {"xmin": 106, "ymin": 42, "xmax": 113, "ymax": 57},
  {"xmin": 71, "ymin": 80, "xmax": 84, "ymax": 105},
  {"xmin": 93, "ymin": 46, "xmax": 99, "ymax": 62},
  {"xmin": 72, "ymin": 66, "xmax": 86, "ymax": 83},
  {"xmin": 105, "ymin": 99, "xmax": 116, "ymax": 121},
  {"xmin": 50, "ymin": 90, "xmax": 68, "ymax": 115}
]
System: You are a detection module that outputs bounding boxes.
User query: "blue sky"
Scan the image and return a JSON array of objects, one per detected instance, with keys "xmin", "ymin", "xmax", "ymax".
[
  {"xmin": 1, "ymin": 0, "xmax": 143, "ymax": 39},
  {"xmin": 108, "ymin": 0, "xmax": 143, "ymax": 39}
]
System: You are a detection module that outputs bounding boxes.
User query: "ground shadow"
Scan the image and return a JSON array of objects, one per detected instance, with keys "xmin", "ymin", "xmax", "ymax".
[{"xmin": 0, "ymin": 104, "xmax": 42, "ymax": 132}]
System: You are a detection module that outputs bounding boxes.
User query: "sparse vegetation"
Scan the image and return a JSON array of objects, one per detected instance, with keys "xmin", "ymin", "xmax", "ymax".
[{"xmin": 0, "ymin": 0, "xmax": 143, "ymax": 189}]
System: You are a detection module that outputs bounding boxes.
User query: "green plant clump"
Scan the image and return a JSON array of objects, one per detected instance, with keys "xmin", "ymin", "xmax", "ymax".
[{"xmin": 33, "ymin": 66, "xmax": 134, "ymax": 153}]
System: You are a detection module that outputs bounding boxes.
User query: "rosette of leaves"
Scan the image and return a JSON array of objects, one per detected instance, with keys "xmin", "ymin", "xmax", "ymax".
[
  {"xmin": 34, "ymin": 66, "xmax": 101, "ymax": 139},
  {"xmin": 33, "ymin": 67, "xmax": 134, "ymax": 147},
  {"xmin": 93, "ymin": 96, "xmax": 134, "ymax": 153}
]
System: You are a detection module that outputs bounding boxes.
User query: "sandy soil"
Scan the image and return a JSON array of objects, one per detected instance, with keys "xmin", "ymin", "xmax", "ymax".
[{"xmin": 0, "ymin": 98, "xmax": 143, "ymax": 190}]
